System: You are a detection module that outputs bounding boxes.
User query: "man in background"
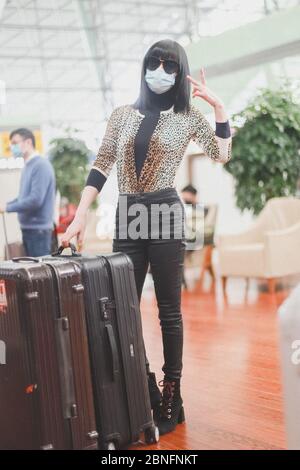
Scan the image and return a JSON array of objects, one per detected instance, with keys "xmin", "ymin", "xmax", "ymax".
[
  {"xmin": 0, "ymin": 128, "xmax": 56, "ymax": 257},
  {"xmin": 181, "ymin": 184, "xmax": 208, "ymax": 247},
  {"xmin": 180, "ymin": 184, "xmax": 217, "ymax": 289}
]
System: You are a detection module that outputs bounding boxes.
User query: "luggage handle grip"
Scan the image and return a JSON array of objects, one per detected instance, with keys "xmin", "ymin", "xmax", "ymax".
[
  {"xmin": 12, "ymin": 256, "xmax": 40, "ymax": 263},
  {"xmin": 51, "ymin": 243, "xmax": 81, "ymax": 257},
  {"xmin": 105, "ymin": 324, "xmax": 119, "ymax": 381}
]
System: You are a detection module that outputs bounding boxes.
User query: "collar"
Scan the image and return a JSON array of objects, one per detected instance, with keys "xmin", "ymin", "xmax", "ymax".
[
  {"xmin": 130, "ymin": 104, "xmax": 174, "ymax": 118},
  {"xmin": 25, "ymin": 152, "xmax": 40, "ymax": 164}
]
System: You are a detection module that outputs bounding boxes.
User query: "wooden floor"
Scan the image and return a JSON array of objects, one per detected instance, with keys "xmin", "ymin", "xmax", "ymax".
[{"xmin": 129, "ymin": 274, "xmax": 299, "ymax": 450}]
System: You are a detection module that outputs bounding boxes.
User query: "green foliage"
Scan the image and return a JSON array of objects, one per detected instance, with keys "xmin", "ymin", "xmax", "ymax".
[
  {"xmin": 49, "ymin": 137, "xmax": 98, "ymax": 209},
  {"xmin": 225, "ymin": 83, "xmax": 300, "ymax": 214}
]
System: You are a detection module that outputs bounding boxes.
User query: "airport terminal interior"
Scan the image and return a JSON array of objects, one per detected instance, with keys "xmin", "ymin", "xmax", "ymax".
[{"xmin": 0, "ymin": 0, "xmax": 300, "ymax": 452}]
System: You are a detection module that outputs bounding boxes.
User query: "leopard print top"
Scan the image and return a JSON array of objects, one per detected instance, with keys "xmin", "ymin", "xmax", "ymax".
[{"xmin": 91, "ymin": 103, "xmax": 232, "ymax": 193}]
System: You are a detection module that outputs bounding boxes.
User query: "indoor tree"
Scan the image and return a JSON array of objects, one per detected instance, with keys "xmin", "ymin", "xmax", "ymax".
[
  {"xmin": 48, "ymin": 136, "xmax": 98, "ymax": 210},
  {"xmin": 225, "ymin": 83, "xmax": 300, "ymax": 215}
]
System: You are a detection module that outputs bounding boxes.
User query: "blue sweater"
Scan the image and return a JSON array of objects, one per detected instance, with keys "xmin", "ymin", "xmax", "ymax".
[{"xmin": 6, "ymin": 155, "xmax": 56, "ymax": 230}]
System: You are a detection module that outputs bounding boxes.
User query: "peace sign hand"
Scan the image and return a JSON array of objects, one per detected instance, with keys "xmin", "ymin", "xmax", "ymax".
[{"xmin": 187, "ymin": 68, "xmax": 224, "ymax": 109}]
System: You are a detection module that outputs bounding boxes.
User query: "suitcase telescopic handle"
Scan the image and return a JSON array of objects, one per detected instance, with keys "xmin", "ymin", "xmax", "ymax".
[{"xmin": 51, "ymin": 243, "xmax": 81, "ymax": 257}]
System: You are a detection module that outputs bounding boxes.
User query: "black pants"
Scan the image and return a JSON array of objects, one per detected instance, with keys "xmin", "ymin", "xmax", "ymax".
[{"xmin": 112, "ymin": 187, "xmax": 186, "ymax": 380}]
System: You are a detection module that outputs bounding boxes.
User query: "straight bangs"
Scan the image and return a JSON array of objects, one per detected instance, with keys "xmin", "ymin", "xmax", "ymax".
[
  {"xmin": 136, "ymin": 39, "xmax": 191, "ymax": 114},
  {"xmin": 149, "ymin": 45, "xmax": 179, "ymax": 63}
]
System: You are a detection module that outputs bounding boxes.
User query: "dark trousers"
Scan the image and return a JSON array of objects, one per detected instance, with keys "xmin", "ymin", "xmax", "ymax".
[
  {"xmin": 112, "ymin": 187, "xmax": 186, "ymax": 380},
  {"xmin": 22, "ymin": 228, "xmax": 53, "ymax": 257}
]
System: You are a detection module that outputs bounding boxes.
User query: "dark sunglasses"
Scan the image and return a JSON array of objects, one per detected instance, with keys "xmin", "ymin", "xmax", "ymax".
[{"xmin": 146, "ymin": 56, "xmax": 179, "ymax": 75}]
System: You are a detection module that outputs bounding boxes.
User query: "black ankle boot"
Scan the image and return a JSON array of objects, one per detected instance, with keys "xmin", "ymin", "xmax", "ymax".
[
  {"xmin": 156, "ymin": 377, "xmax": 185, "ymax": 435},
  {"xmin": 147, "ymin": 372, "xmax": 162, "ymax": 422}
]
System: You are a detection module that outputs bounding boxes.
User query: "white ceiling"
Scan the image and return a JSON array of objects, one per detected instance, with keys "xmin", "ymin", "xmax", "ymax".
[{"xmin": 0, "ymin": 0, "xmax": 298, "ymax": 130}]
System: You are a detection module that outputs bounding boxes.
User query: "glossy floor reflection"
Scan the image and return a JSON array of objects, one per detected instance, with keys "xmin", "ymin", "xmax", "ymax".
[{"xmin": 129, "ymin": 275, "xmax": 298, "ymax": 450}]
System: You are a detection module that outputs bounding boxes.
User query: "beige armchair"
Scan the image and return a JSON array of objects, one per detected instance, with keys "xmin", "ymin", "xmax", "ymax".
[{"xmin": 216, "ymin": 197, "xmax": 300, "ymax": 293}]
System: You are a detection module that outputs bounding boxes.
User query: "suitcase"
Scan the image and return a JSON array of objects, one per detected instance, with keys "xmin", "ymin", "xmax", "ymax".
[
  {"xmin": 44, "ymin": 244, "xmax": 159, "ymax": 450},
  {"xmin": 0, "ymin": 256, "xmax": 98, "ymax": 450},
  {"xmin": 1, "ymin": 213, "xmax": 26, "ymax": 260},
  {"xmin": 4, "ymin": 241, "xmax": 26, "ymax": 260},
  {"xmin": 278, "ymin": 283, "xmax": 300, "ymax": 450}
]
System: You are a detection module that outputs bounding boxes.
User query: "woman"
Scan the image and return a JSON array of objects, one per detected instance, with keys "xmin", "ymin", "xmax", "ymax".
[{"xmin": 61, "ymin": 39, "xmax": 232, "ymax": 436}]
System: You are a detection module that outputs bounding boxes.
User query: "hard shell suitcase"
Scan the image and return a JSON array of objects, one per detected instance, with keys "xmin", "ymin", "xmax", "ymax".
[
  {"xmin": 278, "ymin": 283, "xmax": 300, "ymax": 450},
  {"xmin": 44, "ymin": 244, "xmax": 159, "ymax": 450},
  {"xmin": 0, "ymin": 256, "xmax": 98, "ymax": 450}
]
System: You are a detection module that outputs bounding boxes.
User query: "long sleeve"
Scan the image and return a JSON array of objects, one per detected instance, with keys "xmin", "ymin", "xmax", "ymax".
[
  {"xmin": 85, "ymin": 169, "xmax": 107, "ymax": 193},
  {"xmin": 189, "ymin": 104, "xmax": 232, "ymax": 163},
  {"xmin": 85, "ymin": 105, "xmax": 123, "ymax": 191},
  {"xmin": 6, "ymin": 162, "xmax": 52, "ymax": 213},
  {"xmin": 6, "ymin": 197, "xmax": 18, "ymax": 206}
]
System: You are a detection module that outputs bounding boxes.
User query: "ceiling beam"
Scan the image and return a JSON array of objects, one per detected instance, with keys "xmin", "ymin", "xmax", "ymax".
[
  {"xmin": 186, "ymin": 5, "xmax": 300, "ymax": 78},
  {"xmin": 74, "ymin": 0, "xmax": 114, "ymax": 115},
  {"xmin": 0, "ymin": 54, "xmax": 141, "ymax": 62},
  {"xmin": 0, "ymin": 22, "xmax": 185, "ymax": 36},
  {"xmin": 0, "ymin": 0, "xmax": 7, "ymax": 19},
  {"xmin": 87, "ymin": 0, "xmax": 186, "ymax": 7},
  {"xmin": 205, "ymin": 39, "xmax": 300, "ymax": 78},
  {"xmin": 5, "ymin": 87, "xmax": 108, "ymax": 92}
]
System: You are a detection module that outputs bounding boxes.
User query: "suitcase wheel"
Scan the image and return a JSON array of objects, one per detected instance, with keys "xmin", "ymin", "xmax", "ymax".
[{"xmin": 144, "ymin": 425, "xmax": 160, "ymax": 445}]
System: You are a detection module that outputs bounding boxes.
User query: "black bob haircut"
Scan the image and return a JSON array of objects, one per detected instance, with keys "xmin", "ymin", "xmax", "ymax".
[
  {"xmin": 9, "ymin": 128, "xmax": 36, "ymax": 148},
  {"xmin": 135, "ymin": 39, "xmax": 192, "ymax": 114}
]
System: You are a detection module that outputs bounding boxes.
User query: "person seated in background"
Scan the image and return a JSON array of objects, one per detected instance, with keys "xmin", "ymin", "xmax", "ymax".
[
  {"xmin": 180, "ymin": 185, "xmax": 218, "ymax": 288},
  {"xmin": 181, "ymin": 184, "xmax": 201, "ymax": 207},
  {"xmin": 180, "ymin": 184, "xmax": 208, "ymax": 248},
  {"xmin": 0, "ymin": 128, "xmax": 56, "ymax": 257}
]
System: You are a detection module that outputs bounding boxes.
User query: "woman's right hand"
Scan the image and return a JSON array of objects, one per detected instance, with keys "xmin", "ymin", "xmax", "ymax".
[
  {"xmin": 60, "ymin": 213, "xmax": 87, "ymax": 251},
  {"xmin": 59, "ymin": 186, "xmax": 99, "ymax": 250}
]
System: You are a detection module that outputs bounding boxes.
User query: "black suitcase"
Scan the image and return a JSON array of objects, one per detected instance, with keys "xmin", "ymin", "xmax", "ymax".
[
  {"xmin": 44, "ymin": 244, "xmax": 159, "ymax": 450},
  {"xmin": 0, "ymin": 256, "xmax": 98, "ymax": 450}
]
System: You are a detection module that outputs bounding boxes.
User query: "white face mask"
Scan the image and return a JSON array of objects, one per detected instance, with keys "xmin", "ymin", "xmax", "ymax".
[{"xmin": 145, "ymin": 67, "xmax": 176, "ymax": 94}]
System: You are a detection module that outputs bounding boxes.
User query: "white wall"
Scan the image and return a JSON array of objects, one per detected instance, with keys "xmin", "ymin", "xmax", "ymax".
[{"xmin": 0, "ymin": 169, "xmax": 22, "ymax": 258}]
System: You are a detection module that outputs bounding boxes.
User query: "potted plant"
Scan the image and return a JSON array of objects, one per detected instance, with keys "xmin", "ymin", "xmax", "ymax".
[
  {"xmin": 48, "ymin": 137, "xmax": 98, "ymax": 241},
  {"xmin": 49, "ymin": 136, "xmax": 97, "ymax": 206},
  {"xmin": 225, "ymin": 83, "xmax": 300, "ymax": 215}
]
